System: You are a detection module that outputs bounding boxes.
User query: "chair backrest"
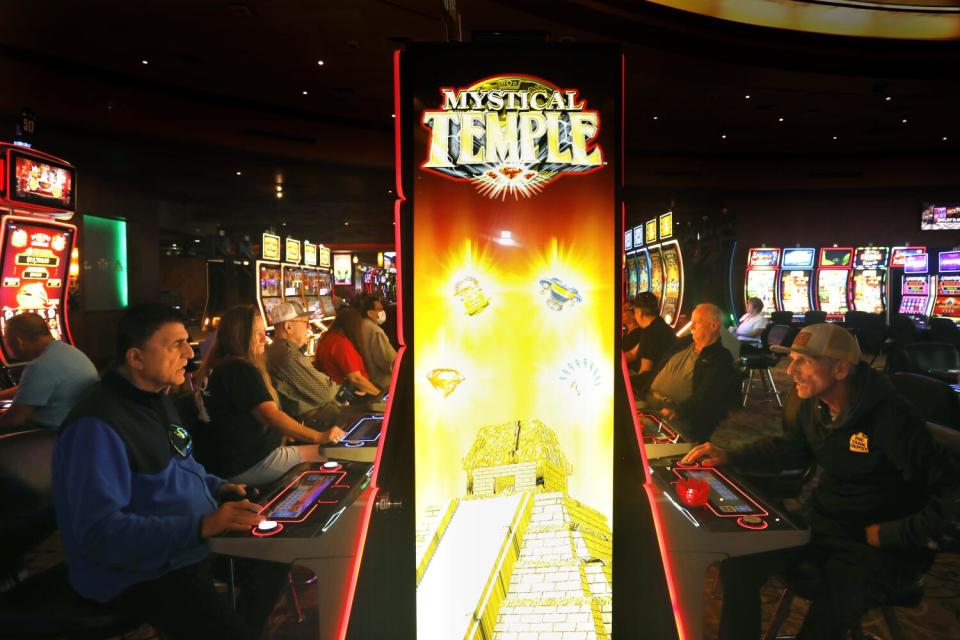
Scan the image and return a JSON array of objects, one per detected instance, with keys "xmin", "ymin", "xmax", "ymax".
[
  {"xmin": 889, "ymin": 313, "xmax": 920, "ymax": 345},
  {"xmin": 902, "ymin": 342, "xmax": 960, "ymax": 374},
  {"xmin": 770, "ymin": 310, "xmax": 794, "ymax": 326},
  {"xmin": 930, "ymin": 318, "xmax": 960, "ymax": 349},
  {"xmin": 804, "ymin": 310, "xmax": 827, "ymax": 325},
  {"xmin": 0, "ymin": 429, "xmax": 57, "ymax": 579},
  {"xmin": 890, "ymin": 373, "xmax": 960, "ymax": 429},
  {"xmin": 766, "ymin": 324, "xmax": 795, "ymax": 350}
]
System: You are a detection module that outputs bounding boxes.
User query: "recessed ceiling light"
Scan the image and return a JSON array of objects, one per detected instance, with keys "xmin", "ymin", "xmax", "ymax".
[
  {"xmin": 344, "ymin": 221, "xmax": 349, "ymax": 226},
  {"xmin": 778, "ymin": 117, "xmax": 784, "ymax": 122},
  {"xmin": 885, "ymin": 96, "xmax": 892, "ymax": 101},
  {"xmin": 653, "ymin": 115, "xmax": 659, "ymax": 120},
  {"xmin": 275, "ymin": 184, "xmax": 283, "ymax": 192},
  {"xmin": 944, "ymin": 136, "xmax": 949, "ymax": 141},
  {"xmin": 302, "ymin": 90, "xmax": 308, "ymax": 95},
  {"xmin": 317, "ymin": 60, "xmax": 325, "ymax": 66},
  {"xmin": 141, "ymin": 59, "xmax": 149, "ymax": 65},
  {"xmin": 388, "ymin": 189, "xmax": 393, "ymax": 194},
  {"xmin": 832, "ymin": 136, "xmax": 838, "ymax": 140},
  {"xmin": 721, "ymin": 134, "xmax": 727, "ymax": 139},
  {"xmin": 235, "ymin": 171, "xmax": 242, "ymax": 176},
  {"xmin": 276, "ymin": 192, "xmax": 283, "ymax": 199},
  {"xmin": 902, "ymin": 118, "xmax": 908, "ymax": 124},
  {"xmin": 744, "ymin": 94, "xmax": 751, "ymax": 99}
]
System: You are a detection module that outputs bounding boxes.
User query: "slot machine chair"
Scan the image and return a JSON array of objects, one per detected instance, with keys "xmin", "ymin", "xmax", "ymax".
[
  {"xmin": 886, "ymin": 342, "xmax": 959, "ymax": 383},
  {"xmin": 741, "ymin": 324, "xmax": 795, "ymax": 408},
  {"xmin": 770, "ymin": 310, "xmax": 794, "ymax": 326},
  {"xmin": 844, "ymin": 312, "xmax": 888, "ymax": 364},
  {"xmin": 0, "ymin": 429, "xmax": 139, "ymax": 638},
  {"xmin": 803, "ymin": 310, "xmax": 827, "ymax": 325},
  {"xmin": 890, "ymin": 373, "xmax": 960, "ymax": 431},
  {"xmin": 764, "ymin": 421, "xmax": 960, "ymax": 640},
  {"xmin": 929, "ymin": 317, "xmax": 960, "ymax": 351}
]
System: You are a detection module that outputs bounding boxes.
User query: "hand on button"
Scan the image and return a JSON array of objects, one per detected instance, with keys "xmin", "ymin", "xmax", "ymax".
[{"xmin": 257, "ymin": 520, "xmax": 278, "ymax": 532}]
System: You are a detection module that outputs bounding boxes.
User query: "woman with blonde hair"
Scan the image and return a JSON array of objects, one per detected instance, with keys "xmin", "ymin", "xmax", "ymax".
[{"xmin": 194, "ymin": 305, "xmax": 345, "ymax": 486}]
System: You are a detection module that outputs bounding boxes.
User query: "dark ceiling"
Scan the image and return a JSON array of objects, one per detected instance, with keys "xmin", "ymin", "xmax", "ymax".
[{"xmin": 1, "ymin": 0, "xmax": 959, "ymax": 244}]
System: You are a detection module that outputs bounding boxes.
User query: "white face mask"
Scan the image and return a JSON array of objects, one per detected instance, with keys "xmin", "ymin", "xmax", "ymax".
[{"xmin": 375, "ymin": 310, "xmax": 387, "ymax": 325}]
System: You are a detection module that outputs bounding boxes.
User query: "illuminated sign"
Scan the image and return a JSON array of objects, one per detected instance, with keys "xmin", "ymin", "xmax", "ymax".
[
  {"xmin": 304, "ymin": 241, "xmax": 317, "ymax": 267},
  {"xmin": 318, "ymin": 245, "xmax": 331, "ymax": 268},
  {"xmin": 659, "ymin": 211, "xmax": 673, "ymax": 239},
  {"xmin": 853, "ymin": 246, "xmax": 889, "ymax": 270},
  {"xmin": 633, "ymin": 224, "xmax": 644, "ymax": 248},
  {"xmin": 890, "ymin": 246, "xmax": 925, "ymax": 268},
  {"xmin": 903, "ymin": 253, "xmax": 929, "ymax": 274},
  {"xmin": 940, "ymin": 251, "xmax": 960, "ymax": 274},
  {"xmin": 6, "ymin": 150, "xmax": 76, "ymax": 212},
  {"xmin": 285, "ymin": 237, "xmax": 301, "ymax": 264},
  {"xmin": 624, "ymin": 229, "xmax": 633, "ymax": 251},
  {"xmin": 747, "ymin": 248, "xmax": 780, "ymax": 268},
  {"xmin": 645, "ymin": 219, "xmax": 657, "ymax": 244},
  {"xmin": 333, "ymin": 253, "xmax": 352, "ymax": 285},
  {"xmin": 420, "ymin": 75, "xmax": 602, "ymax": 199},
  {"xmin": 411, "ymin": 60, "xmax": 616, "ymax": 640},
  {"xmin": 261, "ymin": 233, "xmax": 281, "ymax": 261}
]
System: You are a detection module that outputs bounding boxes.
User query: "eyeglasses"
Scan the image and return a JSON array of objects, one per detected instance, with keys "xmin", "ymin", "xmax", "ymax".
[{"xmin": 168, "ymin": 424, "xmax": 193, "ymax": 458}]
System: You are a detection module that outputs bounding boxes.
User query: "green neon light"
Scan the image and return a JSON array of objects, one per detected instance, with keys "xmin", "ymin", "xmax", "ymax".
[{"xmin": 82, "ymin": 215, "xmax": 128, "ymax": 309}]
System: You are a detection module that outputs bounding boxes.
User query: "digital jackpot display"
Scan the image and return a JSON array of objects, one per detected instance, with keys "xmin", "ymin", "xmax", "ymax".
[
  {"xmin": 407, "ymin": 49, "xmax": 620, "ymax": 640},
  {"xmin": 261, "ymin": 232, "xmax": 281, "ymax": 261},
  {"xmin": 0, "ymin": 217, "xmax": 75, "ymax": 352},
  {"xmin": 5, "ymin": 150, "xmax": 76, "ymax": 212}
]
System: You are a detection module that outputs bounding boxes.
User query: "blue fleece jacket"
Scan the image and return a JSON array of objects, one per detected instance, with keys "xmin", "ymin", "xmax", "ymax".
[{"xmin": 52, "ymin": 372, "xmax": 222, "ymax": 602}]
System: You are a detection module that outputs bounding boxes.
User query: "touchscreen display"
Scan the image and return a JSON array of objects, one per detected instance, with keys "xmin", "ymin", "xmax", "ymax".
[
  {"xmin": 266, "ymin": 472, "xmax": 336, "ymax": 519},
  {"xmin": 345, "ymin": 416, "xmax": 383, "ymax": 442},
  {"xmin": 677, "ymin": 468, "xmax": 763, "ymax": 516}
]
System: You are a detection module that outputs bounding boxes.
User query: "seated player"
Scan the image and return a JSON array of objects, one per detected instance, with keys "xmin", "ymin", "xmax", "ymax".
[
  {"xmin": 193, "ymin": 305, "xmax": 345, "ymax": 486},
  {"xmin": 265, "ymin": 300, "xmax": 341, "ymax": 426},
  {"xmin": 52, "ymin": 304, "xmax": 287, "ymax": 640},
  {"xmin": 314, "ymin": 307, "xmax": 381, "ymax": 397},
  {"xmin": 356, "ymin": 295, "xmax": 397, "ymax": 391},
  {"xmin": 626, "ymin": 292, "xmax": 677, "ymax": 390},
  {"xmin": 642, "ymin": 303, "xmax": 735, "ymax": 442},
  {"xmin": 0, "ymin": 312, "xmax": 98, "ymax": 432},
  {"xmin": 731, "ymin": 296, "xmax": 768, "ymax": 338},
  {"xmin": 621, "ymin": 297, "xmax": 642, "ymax": 369},
  {"xmin": 683, "ymin": 323, "xmax": 959, "ymax": 639}
]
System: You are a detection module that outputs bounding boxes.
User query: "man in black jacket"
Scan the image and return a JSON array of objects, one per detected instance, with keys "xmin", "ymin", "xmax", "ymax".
[
  {"xmin": 641, "ymin": 303, "xmax": 735, "ymax": 442},
  {"xmin": 683, "ymin": 323, "xmax": 959, "ymax": 639}
]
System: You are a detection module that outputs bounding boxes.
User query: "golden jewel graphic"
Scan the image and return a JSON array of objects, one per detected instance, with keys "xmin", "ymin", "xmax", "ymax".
[
  {"xmin": 453, "ymin": 276, "xmax": 490, "ymax": 316},
  {"xmin": 427, "ymin": 368, "xmax": 466, "ymax": 397},
  {"xmin": 539, "ymin": 277, "xmax": 582, "ymax": 311}
]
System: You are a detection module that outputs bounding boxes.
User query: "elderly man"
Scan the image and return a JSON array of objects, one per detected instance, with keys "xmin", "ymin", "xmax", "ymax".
[
  {"xmin": 643, "ymin": 303, "xmax": 735, "ymax": 442},
  {"xmin": 683, "ymin": 323, "xmax": 959, "ymax": 639},
  {"xmin": 356, "ymin": 295, "xmax": 397, "ymax": 391},
  {"xmin": 0, "ymin": 312, "xmax": 98, "ymax": 432},
  {"xmin": 265, "ymin": 301, "xmax": 340, "ymax": 426}
]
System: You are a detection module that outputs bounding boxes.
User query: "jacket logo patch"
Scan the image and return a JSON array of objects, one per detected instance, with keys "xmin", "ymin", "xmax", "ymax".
[{"xmin": 849, "ymin": 432, "xmax": 869, "ymax": 454}]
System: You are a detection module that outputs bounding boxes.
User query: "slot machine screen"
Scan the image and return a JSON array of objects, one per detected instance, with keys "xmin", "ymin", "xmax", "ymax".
[
  {"xmin": 817, "ymin": 269, "xmax": 849, "ymax": 315},
  {"xmin": 780, "ymin": 271, "xmax": 812, "ymax": 314},
  {"xmin": 259, "ymin": 265, "xmax": 281, "ymax": 297},
  {"xmin": 746, "ymin": 269, "xmax": 777, "ymax": 313},
  {"xmin": 902, "ymin": 276, "xmax": 929, "ymax": 296},
  {"xmin": 265, "ymin": 472, "xmax": 337, "ymax": 520}
]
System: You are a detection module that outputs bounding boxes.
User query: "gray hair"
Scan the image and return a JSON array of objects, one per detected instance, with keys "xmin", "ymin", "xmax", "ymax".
[{"xmin": 694, "ymin": 303, "xmax": 724, "ymax": 327}]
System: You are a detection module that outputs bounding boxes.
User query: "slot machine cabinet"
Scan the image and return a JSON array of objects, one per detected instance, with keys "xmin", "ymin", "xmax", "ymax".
[
  {"xmin": 634, "ymin": 223, "xmax": 650, "ymax": 297},
  {"xmin": 657, "ymin": 212, "xmax": 685, "ymax": 328},
  {"xmin": 932, "ymin": 251, "xmax": 960, "ymax": 324},
  {"xmin": 0, "ymin": 143, "xmax": 78, "ymax": 365},
  {"xmin": 744, "ymin": 247, "xmax": 781, "ymax": 317},
  {"xmin": 898, "ymin": 252, "xmax": 934, "ymax": 326},
  {"xmin": 889, "ymin": 246, "xmax": 928, "ymax": 323},
  {"xmin": 624, "ymin": 228, "xmax": 637, "ymax": 300},
  {"xmin": 849, "ymin": 246, "xmax": 889, "ymax": 316},
  {"xmin": 776, "ymin": 247, "xmax": 816, "ymax": 321},
  {"xmin": 815, "ymin": 247, "xmax": 854, "ymax": 321}
]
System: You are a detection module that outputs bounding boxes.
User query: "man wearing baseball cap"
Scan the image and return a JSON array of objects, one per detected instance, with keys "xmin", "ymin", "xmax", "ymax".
[
  {"xmin": 683, "ymin": 323, "xmax": 959, "ymax": 639},
  {"xmin": 264, "ymin": 301, "xmax": 340, "ymax": 426}
]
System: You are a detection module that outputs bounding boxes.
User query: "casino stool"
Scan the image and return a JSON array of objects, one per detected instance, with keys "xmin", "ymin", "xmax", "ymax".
[
  {"xmin": 803, "ymin": 310, "xmax": 827, "ymax": 325},
  {"xmin": 0, "ymin": 429, "xmax": 141, "ymax": 638},
  {"xmin": 762, "ymin": 561, "xmax": 924, "ymax": 640},
  {"xmin": 770, "ymin": 310, "xmax": 794, "ymax": 326},
  {"xmin": 742, "ymin": 324, "xmax": 794, "ymax": 408}
]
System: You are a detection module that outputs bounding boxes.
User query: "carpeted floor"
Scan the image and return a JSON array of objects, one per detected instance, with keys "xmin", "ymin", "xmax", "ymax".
[{"xmin": 19, "ymin": 357, "xmax": 960, "ymax": 639}]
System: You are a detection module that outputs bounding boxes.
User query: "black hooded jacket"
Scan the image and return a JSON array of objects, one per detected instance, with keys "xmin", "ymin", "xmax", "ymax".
[{"xmin": 728, "ymin": 363, "xmax": 959, "ymax": 550}]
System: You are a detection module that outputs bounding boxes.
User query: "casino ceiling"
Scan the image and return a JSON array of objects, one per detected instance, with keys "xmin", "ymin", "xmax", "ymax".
[{"xmin": 1, "ymin": 0, "xmax": 958, "ymax": 243}]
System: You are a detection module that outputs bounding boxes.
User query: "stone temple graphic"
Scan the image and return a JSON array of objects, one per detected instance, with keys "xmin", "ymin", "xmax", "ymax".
[{"xmin": 416, "ymin": 419, "xmax": 613, "ymax": 639}]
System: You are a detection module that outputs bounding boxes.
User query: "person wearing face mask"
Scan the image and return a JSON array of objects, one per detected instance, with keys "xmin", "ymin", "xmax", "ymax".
[
  {"xmin": 683, "ymin": 323, "xmax": 959, "ymax": 640},
  {"xmin": 356, "ymin": 295, "xmax": 397, "ymax": 391}
]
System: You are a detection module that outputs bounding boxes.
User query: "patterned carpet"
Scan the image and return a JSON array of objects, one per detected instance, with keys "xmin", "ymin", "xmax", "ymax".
[{"xmin": 18, "ymin": 358, "xmax": 960, "ymax": 639}]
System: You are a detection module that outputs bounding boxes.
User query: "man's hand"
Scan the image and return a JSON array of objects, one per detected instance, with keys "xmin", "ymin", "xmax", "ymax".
[
  {"xmin": 320, "ymin": 426, "xmax": 347, "ymax": 445},
  {"xmin": 216, "ymin": 483, "xmax": 247, "ymax": 501},
  {"xmin": 200, "ymin": 500, "xmax": 263, "ymax": 539},
  {"xmin": 865, "ymin": 523, "xmax": 881, "ymax": 548},
  {"xmin": 682, "ymin": 442, "xmax": 728, "ymax": 467},
  {"xmin": 659, "ymin": 407, "xmax": 677, "ymax": 420}
]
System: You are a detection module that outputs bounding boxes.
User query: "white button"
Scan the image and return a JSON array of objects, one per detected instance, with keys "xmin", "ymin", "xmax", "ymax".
[
  {"xmin": 323, "ymin": 462, "xmax": 340, "ymax": 470},
  {"xmin": 257, "ymin": 520, "xmax": 278, "ymax": 531}
]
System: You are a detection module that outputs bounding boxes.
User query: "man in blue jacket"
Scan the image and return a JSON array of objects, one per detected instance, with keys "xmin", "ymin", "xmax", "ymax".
[{"xmin": 52, "ymin": 304, "xmax": 282, "ymax": 640}]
